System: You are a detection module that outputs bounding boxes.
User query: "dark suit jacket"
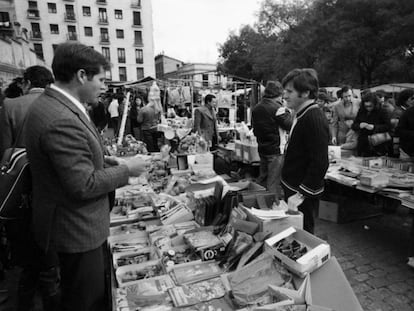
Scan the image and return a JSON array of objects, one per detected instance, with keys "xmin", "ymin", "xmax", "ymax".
[
  {"xmin": 193, "ymin": 106, "xmax": 218, "ymax": 144},
  {"xmin": 25, "ymin": 86, "xmax": 130, "ymax": 253},
  {"xmin": 0, "ymin": 88, "xmax": 44, "ymax": 156}
]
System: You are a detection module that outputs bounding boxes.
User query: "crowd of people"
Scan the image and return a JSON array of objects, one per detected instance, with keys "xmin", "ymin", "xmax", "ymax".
[{"xmin": 0, "ymin": 41, "xmax": 413, "ymax": 309}]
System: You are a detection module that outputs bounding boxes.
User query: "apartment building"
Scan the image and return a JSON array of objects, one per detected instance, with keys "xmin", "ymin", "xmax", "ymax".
[{"xmin": 11, "ymin": 0, "xmax": 155, "ymax": 81}]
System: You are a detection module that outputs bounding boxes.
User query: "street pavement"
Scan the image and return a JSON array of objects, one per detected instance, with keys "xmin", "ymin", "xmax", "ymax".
[
  {"xmin": 315, "ymin": 207, "xmax": 414, "ymax": 311},
  {"xmin": 1, "ymin": 205, "xmax": 413, "ymax": 310}
]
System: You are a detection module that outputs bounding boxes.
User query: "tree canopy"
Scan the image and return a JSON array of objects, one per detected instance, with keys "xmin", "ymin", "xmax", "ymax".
[{"xmin": 218, "ymin": 0, "xmax": 414, "ymax": 88}]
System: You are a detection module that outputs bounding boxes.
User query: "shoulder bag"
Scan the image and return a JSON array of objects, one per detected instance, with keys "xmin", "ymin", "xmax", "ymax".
[{"xmin": 0, "ymin": 121, "xmax": 31, "ymax": 220}]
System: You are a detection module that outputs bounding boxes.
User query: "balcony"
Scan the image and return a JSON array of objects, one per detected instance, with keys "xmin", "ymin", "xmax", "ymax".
[
  {"xmin": 118, "ymin": 58, "xmax": 125, "ymax": 63},
  {"xmin": 29, "ymin": 31, "xmax": 42, "ymax": 40},
  {"xmin": 134, "ymin": 41, "xmax": 143, "ymax": 47},
  {"xmin": 136, "ymin": 58, "xmax": 143, "ymax": 64},
  {"xmin": 100, "ymin": 35, "xmax": 110, "ymax": 44},
  {"xmin": 63, "ymin": 0, "xmax": 74, "ymax": 1},
  {"xmin": 27, "ymin": 9, "xmax": 40, "ymax": 19},
  {"xmin": 67, "ymin": 33, "xmax": 77, "ymax": 41},
  {"xmin": 96, "ymin": 0, "xmax": 107, "ymax": 4},
  {"xmin": 64, "ymin": 12, "xmax": 76, "ymax": 22},
  {"xmin": 98, "ymin": 18, "xmax": 108, "ymax": 25},
  {"xmin": 131, "ymin": 0, "xmax": 141, "ymax": 8}
]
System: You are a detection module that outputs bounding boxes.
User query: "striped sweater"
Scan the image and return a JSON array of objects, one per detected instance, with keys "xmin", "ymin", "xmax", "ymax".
[{"xmin": 281, "ymin": 102, "xmax": 329, "ymax": 197}]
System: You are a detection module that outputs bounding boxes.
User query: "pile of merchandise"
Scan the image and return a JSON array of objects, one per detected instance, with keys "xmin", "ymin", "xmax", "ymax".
[{"xmin": 106, "ymin": 149, "xmax": 351, "ymax": 311}]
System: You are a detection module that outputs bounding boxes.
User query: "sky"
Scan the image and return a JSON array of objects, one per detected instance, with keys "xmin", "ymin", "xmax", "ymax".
[{"xmin": 152, "ymin": 0, "xmax": 262, "ymax": 64}]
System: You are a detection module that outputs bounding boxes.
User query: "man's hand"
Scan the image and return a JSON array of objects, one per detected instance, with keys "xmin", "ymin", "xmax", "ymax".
[
  {"xmin": 104, "ymin": 155, "xmax": 124, "ymax": 166},
  {"xmin": 331, "ymin": 137, "xmax": 337, "ymax": 145},
  {"xmin": 124, "ymin": 157, "xmax": 150, "ymax": 177},
  {"xmin": 287, "ymin": 192, "xmax": 304, "ymax": 211},
  {"xmin": 365, "ymin": 124, "xmax": 374, "ymax": 131},
  {"xmin": 360, "ymin": 122, "xmax": 368, "ymax": 129}
]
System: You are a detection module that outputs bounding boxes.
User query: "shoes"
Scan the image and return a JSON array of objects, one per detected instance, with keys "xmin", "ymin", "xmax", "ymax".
[
  {"xmin": 408, "ymin": 257, "xmax": 414, "ymax": 269},
  {"xmin": 0, "ymin": 289, "xmax": 8, "ymax": 305}
]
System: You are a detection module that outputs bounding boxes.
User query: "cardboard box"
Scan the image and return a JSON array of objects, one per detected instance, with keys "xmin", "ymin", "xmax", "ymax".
[
  {"xmin": 234, "ymin": 140, "xmax": 243, "ymax": 161},
  {"xmin": 240, "ymin": 191, "xmax": 277, "ymax": 209},
  {"xmin": 265, "ymin": 227, "xmax": 331, "ymax": 277},
  {"xmin": 318, "ymin": 200, "xmax": 339, "ymax": 223},
  {"xmin": 293, "ymin": 257, "xmax": 363, "ymax": 311},
  {"xmin": 318, "ymin": 193, "xmax": 382, "ymax": 223},
  {"xmin": 242, "ymin": 143, "xmax": 260, "ymax": 163},
  {"xmin": 242, "ymin": 205, "xmax": 303, "ymax": 235}
]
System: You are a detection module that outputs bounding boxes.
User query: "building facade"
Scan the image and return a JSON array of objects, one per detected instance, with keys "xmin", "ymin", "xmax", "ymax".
[
  {"xmin": 0, "ymin": 0, "xmax": 46, "ymax": 87},
  {"xmin": 155, "ymin": 54, "xmax": 228, "ymax": 88},
  {"xmin": 154, "ymin": 53, "xmax": 184, "ymax": 80},
  {"xmin": 11, "ymin": 0, "xmax": 155, "ymax": 82}
]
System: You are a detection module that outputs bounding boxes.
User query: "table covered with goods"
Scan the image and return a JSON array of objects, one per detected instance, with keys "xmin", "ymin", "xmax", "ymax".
[{"xmin": 106, "ymin": 144, "xmax": 363, "ymax": 311}]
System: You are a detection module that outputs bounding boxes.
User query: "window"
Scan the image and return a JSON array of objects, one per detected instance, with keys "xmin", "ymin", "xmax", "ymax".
[
  {"xmin": 28, "ymin": 1, "xmax": 38, "ymax": 9},
  {"xmin": 98, "ymin": 8, "xmax": 108, "ymax": 23},
  {"xmin": 114, "ymin": 9, "xmax": 123, "ymax": 19},
  {"xmin": 105, "ymin": 70, "xmax": 112, "ymax": 81},
  {"xmin": 82, "ymin": 6, "xmax": 91, "ymax": 17},
  {"xmin": 50, "ymin": 24, "xmax": 59, "ymax": 34},
  {"xmin": 47, "ymin": 3, "xmax": 57, "ymax": 13},
  {"xmin": 84, "ymin": 26, "xmax": 92, "ymax": 37},
  {"xmin": 117, "ymin": 48, "xmax": 125, "ymax": 63},
  {"xmin": 116, "ymin": 29, "xmax": 124, "ymax": 39},
  {"xmin": 100, "ymin": 28, "xmax": 109, "ymax": 42},
  {"xmin": 136, "ymin": 68, "xmax": 144, "ymax": 79},
  {"xmin": 134, "ymin": 31, "xmax": 142, "ymax": 45},
  {"xmin": 202, "ymin": 74, "xmax": 209, "ymax": 87},
  {"xmin": 0, "ymin": 12, "xmax": 11, "ymax": 28},
  {"xmin": 102, "ymin": 47, "xmax": 110, "ymax": 61},
  {"xmin": 67, "ymin": 25, "xmax": 76, "ymax": 40},
  {"xmin": 133, "ymin": 11, "xmax": 141, "ymax": 26},
  {"xmin": 31, "ymin": 22, "xmax": 41, "ymax": 38},
  {"xmin": 119, "ymin": 67, "xmax": 127, "ymax": 81},
  {"xmin": 135, "ymin": 49, "xmax": 143, "ymax": 64},
  {"xmin": 33, "ymin": 43, "xmax": 43, "ymax": 59}
]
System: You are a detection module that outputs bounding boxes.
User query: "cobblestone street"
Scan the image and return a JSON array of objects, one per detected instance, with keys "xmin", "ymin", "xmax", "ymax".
[{"xmin": 315, "ymin": 207, "xmax": 414, "ymax": 311}]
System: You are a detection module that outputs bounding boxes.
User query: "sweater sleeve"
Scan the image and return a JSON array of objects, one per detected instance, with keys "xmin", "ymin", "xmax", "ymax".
[
  {"xmin": 299, "ymin": 111, "xmax": 329, "ymax": 197},
  {"xmin": 373, "ymin": 110, "xmax": 391, "ymax": 133},
  {"xmin": 395, "ymin": 110, "xmax": 414, "ymax": 140}
]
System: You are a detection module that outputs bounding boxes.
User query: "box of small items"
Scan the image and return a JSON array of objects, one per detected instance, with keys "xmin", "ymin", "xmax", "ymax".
[{"xmin": 264, "ymin": 227, "xmax": 330, "ymax": 278}]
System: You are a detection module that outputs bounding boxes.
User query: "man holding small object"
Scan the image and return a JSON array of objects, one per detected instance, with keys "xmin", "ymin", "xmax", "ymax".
[
  {"xmin": 281, "ymin": 68, "xmax": 329, "ymax": 233},
  {"xmin": 25, "ymin": 42, "xmax": 148, "ymax": 311}
]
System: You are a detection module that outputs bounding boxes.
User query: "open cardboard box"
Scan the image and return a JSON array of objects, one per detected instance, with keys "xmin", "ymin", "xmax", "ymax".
[
  {"xmin": 112, "ymin": 246, "xmax": 159, "ymax": 269},
  {"xmin": 115, "ymin": 259, "xmax": 164, "ymax": 287},
  {"xmin": 265, "ymin": 227, "xmax": 330, "ymax": 278}
]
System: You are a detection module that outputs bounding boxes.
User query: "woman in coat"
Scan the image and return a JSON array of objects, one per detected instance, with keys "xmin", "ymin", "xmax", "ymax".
[{"xmin": 352, "ymin": 92, "xmax": 391, "ymax": 157}]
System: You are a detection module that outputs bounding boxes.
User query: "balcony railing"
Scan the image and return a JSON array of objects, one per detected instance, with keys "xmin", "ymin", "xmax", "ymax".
[
  {"xmin": 131, "ymin": 0, "xmax": 141, "ymax": 8},
  {"xmin": 100, "ymin": 35, "xmax": 110, "ymax": 44},
  {"xmin": 67, "ymin": 33, "xmax": 77, "ymax": 41},
  {"xmin": 136, "ymin": 58, "xmax": 143, "ymax": 64},
  {"xmin": 29, "ymin": 31, "xmax": 42, "ymax": 40},
  {"xmin": 118, "ymin": 58, "xmax": 126, "ymax": 63},
  {"xmin": 134, "ymin": 41, "xmax": 143, "ymax": 47},
  {"xmin": 27, "ymin": 9, "xmax": 40, "ymax": 19},
  {"xmin": 98, "ymin": 18, "xmax": 108, "ymax": 25},
  {"xmin": 64, "ymin": 12, "xmax": 76, "ymax": 22}
]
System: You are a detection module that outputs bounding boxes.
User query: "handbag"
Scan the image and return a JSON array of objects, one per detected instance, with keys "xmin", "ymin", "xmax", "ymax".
[
  {"xmin": 368, "ymin": 132, "xmax": 392, "ymax": 147},
  {"xmin": 0, "ymin": 121, "xmax": 31, "ymax": 220}
]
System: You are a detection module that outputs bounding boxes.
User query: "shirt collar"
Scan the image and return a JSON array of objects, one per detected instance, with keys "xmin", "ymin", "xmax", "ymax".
[
  {"xmin": 50, "ymin": 84, "xmax": 90, "ymax": 121},
  {"xmin": 295, "ymin": 99, "xmax": 315, "ymax": 117}
]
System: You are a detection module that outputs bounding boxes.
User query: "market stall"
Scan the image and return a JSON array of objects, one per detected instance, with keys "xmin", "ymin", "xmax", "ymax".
[{"xmin": 105, "ymin": 143, "xmax": 363, "ymax": 311}]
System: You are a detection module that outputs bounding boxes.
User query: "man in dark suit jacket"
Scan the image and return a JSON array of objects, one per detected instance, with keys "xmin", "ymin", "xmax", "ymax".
[
  {"xmin": 0, "ymin": 66, "xmax": 60, "ymax": 310},
  {"xmin": 193, "ymin": 94, "xmax": 219, "ymax": 149},
  {"xmin": 0, "ymin": 66, "xmax": 53, "ymax": 155},
  {"xmin": 25, "ymin": 43, "xmax": 148, "ymax": 311}
]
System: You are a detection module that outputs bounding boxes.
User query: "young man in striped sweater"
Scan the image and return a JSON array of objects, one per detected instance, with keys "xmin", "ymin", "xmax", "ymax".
[{"xmin": 281, "ymin": 68, "xmax": 329, "ymax": 233}]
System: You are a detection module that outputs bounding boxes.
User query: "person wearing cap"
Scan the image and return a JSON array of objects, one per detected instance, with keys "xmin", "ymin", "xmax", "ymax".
[
  {"xmin": 331, "ymin": 85, "xmax": 360, "ymax": 145},
  {"xmin": 252, "ymin": 81, "xmax": 292, "ymax": 199}
]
